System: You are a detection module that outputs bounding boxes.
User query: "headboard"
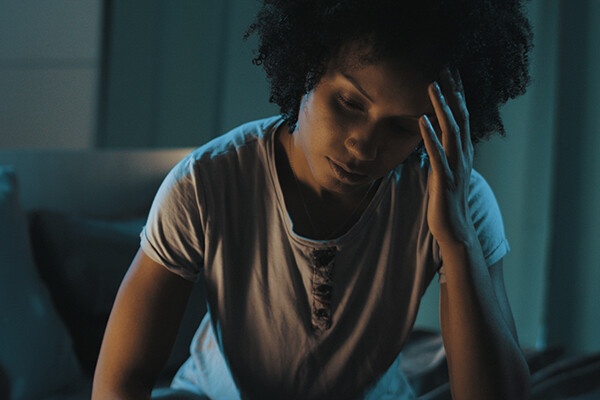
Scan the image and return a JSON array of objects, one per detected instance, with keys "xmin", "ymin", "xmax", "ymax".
[{"xmin": 0, "ymin": 148, "xmax": 192, "ymax": 217}]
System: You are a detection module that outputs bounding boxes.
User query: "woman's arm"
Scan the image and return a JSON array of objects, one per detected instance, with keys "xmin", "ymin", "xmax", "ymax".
[
  {"xmin": 92, "ymin": 249, "xmax": 194, "ymax": 400},
  {"xmin": 419, "ymin": 69, "xmax": 530, "ymax": 399},
  {"xmin": 439, "ymin": 250, "xmax": 530, "ymax": 399}
]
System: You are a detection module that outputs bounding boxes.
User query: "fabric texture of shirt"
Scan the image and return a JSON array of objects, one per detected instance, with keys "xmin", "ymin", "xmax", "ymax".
[{"xmin": 140, "ymin": 116, "xmax": 510, "ymax": 400}]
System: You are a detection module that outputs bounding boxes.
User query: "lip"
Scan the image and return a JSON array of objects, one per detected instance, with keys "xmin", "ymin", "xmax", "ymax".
[{"xmin": 328, "ymin": 158, "xmax": 369, "ymax": 184}]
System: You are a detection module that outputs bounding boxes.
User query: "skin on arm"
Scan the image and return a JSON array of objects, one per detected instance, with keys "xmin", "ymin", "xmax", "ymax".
[
  {"xmin": 420, "ymin": 69, "xmax": 530, "ymax": 399},
  {"xmin": 92, "ymin": 249, "xmax": 194, "ymax": 400},
  {"xmin": 440, "ymin": 259, "xmax": 525, "ymax": 399},
  {"xmin": 486, "ymin": 259, "xmax": 519, "ymax": 340}
]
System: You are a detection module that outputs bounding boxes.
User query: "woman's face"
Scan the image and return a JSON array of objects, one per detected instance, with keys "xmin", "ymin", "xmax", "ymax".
[{"xmin": 291, "ymin": 45, "xmax": 437, "ymax": 197}]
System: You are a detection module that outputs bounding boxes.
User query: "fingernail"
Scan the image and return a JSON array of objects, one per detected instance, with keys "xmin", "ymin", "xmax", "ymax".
[{"xmin": 420, "ymin": 114, "xmax": 432, "ymax": 129}]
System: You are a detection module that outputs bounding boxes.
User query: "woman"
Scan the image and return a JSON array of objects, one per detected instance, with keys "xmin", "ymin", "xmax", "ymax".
[{"xmin": 93, "ymin": 1, "xmax": 533, "ymax": 398}]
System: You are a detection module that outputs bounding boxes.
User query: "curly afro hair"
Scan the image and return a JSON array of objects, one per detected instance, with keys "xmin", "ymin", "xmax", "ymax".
[{"xmin": 246, "ymin": 0, "xmax": 533, "ymax": 143}]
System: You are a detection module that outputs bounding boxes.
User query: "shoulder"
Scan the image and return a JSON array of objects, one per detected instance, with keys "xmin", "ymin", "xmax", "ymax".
[
  {"xmin": 152, "ymin": 115, "xmax": 280, "ymax": 200},
  {"xmin": 467, "ymin": 169, "xmax": 502, "ymax": 225},
  {"xmin": 187, "ymin": 116, "xmax": 283, "ymax": 164},
  {"xmin": 393, "ymin": 157, "xmax": 499, "ymax": 208},
  {"xmin": 467, "ymin": 169, "xmax": 510, "ymax": 265},
  {"xmin": 468, "ymin": 169, "xmax": 493, "ymax": 197},
  {"xmin": 400, "ymin": 158, "xmax": 499, "ymax": 212},
  {"xmin": 400, "ymin": 160, "xmax": 508, "ymax": 266},
  {"xmin": 161, "ymin": 116, "xmax": 282, "ymax": 185}
]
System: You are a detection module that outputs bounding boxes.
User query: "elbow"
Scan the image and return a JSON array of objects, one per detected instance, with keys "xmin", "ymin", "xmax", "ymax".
[
  {"xmin": 515, "ymin": 361, "xmax": 532, "ymax": 400},
  {"xmin": 92, "ymin": 379, "xmax": 153, "ymax": 400},
  {"xmin": 505, "ymin": 375, "xmax": 531, "ymax": 400},
  {"xmin": 92, "ymin": 362, "xmax": 155, "ymax": 400},
  {"xmin": 501, "ymin": 352, "xmax": 531, "ymax": 400},
  {"xmin": 482, "ymin": 347, "xmax": 532, "ymax": 400}
]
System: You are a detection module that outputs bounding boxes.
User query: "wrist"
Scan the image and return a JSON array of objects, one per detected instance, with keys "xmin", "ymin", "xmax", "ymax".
[
  {"xmin": 437, "ymin": 220, "xmax": 478, "ymax": 247},
  {"xmin": 436, "ymin": 224, "xmax": 480, "ymax": 261}
]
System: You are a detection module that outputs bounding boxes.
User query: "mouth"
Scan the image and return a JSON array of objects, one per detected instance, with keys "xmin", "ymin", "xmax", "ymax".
[{"xmin": 327, "ymin": 158, "xmax": 369, "ymax": 184}]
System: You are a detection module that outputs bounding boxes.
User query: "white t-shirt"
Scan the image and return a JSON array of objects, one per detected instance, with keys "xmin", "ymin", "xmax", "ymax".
[{"xmin": 141, "ymin": 116, "xmax": 509, "ymax": 399}]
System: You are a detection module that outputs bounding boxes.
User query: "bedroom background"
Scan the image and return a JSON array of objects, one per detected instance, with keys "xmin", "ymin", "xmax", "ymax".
[{"xmin": 1, "ymin": 0, "xmax": 598, "ymax": 357}]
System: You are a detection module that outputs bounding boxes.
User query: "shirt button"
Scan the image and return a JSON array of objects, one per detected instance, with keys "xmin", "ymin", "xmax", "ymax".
[
  {"xmin": 316, "ymin": 284, "xmax": 332, "ymax": 296},
  {"xmin": 313, "ymin": 248, "xmax": 336, "ymax": 266}
]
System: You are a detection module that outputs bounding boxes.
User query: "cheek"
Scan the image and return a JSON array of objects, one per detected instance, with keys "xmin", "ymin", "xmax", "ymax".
[
  {"xmin": 304, "ymin": 98, "xmax": 348, "ymax": 147},
  {"xmin": 381, "ymin": 135, "xmax": 423, "ymax": 167}
]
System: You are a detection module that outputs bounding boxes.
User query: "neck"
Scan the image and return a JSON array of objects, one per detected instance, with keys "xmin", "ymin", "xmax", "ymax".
[
  {"xmin": 276, "ymin": 128, "xmax": 379, "ymax": 239},
  {"xmin": 282, "ymin": 126, "xmax": 371, "ymax": 205}
]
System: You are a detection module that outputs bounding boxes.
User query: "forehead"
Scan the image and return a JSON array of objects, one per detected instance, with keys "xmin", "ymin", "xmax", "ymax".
[{"xmin": 325, "ymin": 41, "xmax": 434, "ymax": 116}]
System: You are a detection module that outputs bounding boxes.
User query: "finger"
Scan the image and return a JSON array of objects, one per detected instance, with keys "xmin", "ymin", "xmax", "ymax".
[
  {"xmin": 428, "ymin": 80, "xmax": 461, "ymax": 167},
  {"xmin": 440, "ymin": 68, "xmax": 469, "ymax": 151},
  {"xmin": 419, "ymin": 114, "xmax": 451, "ymax": 177},
  {"xmin": 451, "ymin": 68, "xmax": 464, "ymax": 94},
  {"xmin": 450, "ymin": 69, "xmax": 473, "ymax": 155},
  {"xmin": 440, "ymin": 68, "xmax": 464, "ymax": 125}
]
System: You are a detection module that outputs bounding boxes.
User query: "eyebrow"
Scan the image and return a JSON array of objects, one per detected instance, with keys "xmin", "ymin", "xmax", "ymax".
[
  {"xmin": 341, "ymin": 72, "xmax": 375, "ymax": 103},
  {"xmin": 340, "ymin": 72, "xmax": 438, "ymax": 122}
]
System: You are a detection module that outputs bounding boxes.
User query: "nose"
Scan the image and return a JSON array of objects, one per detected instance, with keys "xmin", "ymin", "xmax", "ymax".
[{"xmin": 344, "ymin": 129, "xmax": 378, "ymax": 161}]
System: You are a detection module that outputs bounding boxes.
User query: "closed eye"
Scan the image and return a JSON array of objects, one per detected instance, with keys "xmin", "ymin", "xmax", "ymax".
[{"xmin": 336, "ymin": 93, "xmax": 365, "ymax": 112}]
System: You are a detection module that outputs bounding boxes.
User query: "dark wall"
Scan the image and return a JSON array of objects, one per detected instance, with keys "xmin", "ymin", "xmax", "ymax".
[{"xmin": 98, "ymin": 0, "xmax": 278, "ymax": 149}]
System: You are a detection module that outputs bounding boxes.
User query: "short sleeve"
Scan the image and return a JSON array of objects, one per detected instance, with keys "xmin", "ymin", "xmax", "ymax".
[
  {"xmin": 140, "ymin": 154, "xmax": 205, "ymax": 282},
  {"xmin": 438, "ymin": 170, "xmax": 510, "ymax": 283}
]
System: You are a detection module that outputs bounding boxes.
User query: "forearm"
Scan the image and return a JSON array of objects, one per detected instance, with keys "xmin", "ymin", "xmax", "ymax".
[
  {"xmin": 92, "ymin": 250, "xmax": 194, "ymax": 400},
  {"xmin": 92, "ymin": 301, "xmax": 165, "ymax": 400},
  {"xmin": 93, "ymin": 338, "xmax": 159, "ymax": 400},
  {"xmin": 439, "ymin": 234, "xmax": 530, "ymax": 400}
]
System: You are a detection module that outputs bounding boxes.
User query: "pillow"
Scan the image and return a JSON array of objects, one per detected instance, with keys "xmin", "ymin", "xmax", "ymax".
[
  {"xmin": 28, "ymin": 210, "xmax": 208, "ymax": 380},
  {"xmin": 0, "ymin": 166, "xmax": 82, "ymax": 400},
  {"xmin": 530, "ymin": 353, "xmax": 600, "ymax": 400},
  {"xmin": 28, "ymin": 211, "xmax": 144, "ymax": 315},
  {"xmin": 28, "ymin": 210, "xmax": 145, "ymax": 375}
]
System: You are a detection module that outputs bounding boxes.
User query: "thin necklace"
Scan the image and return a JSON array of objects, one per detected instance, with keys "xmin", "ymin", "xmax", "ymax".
[{"xmin": 287, "ymin": 133, "xmax": 377, "ymax": 239}]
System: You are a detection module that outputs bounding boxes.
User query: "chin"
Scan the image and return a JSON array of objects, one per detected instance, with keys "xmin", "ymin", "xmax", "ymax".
[{"xmin": 328, "ymin": 178, "xmax": 373, "ymax": 195}]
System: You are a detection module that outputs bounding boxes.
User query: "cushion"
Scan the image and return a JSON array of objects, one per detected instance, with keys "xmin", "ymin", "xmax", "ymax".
[
  {"xmin": 530, "ymin": 352, "xmax": 600, "ymax": 400},
  {"xmin": 28, "ymin": 210, "xmax": 208, "ymax": 380},
  {"xmin": 28, "ymin": 211, "xmax": 145, "ymax": 315},
  {"xmin": 0, "ymin": 166, "xmax": 82, "ymax": 400},
  {"xmin": 28, "ymin": 210, "xmax": 145, "ymax": 375}
]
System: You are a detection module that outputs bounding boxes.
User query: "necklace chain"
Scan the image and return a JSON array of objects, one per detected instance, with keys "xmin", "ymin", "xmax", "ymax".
[{"xmin": 287, "ymin": 133, "xmax": 376, "ymax": 239}]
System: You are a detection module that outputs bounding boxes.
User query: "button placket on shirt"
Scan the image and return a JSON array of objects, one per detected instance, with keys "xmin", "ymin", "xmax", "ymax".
[{"xmin": 311, "ymin": 247, "xmax": 336, "ymax": 331}]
